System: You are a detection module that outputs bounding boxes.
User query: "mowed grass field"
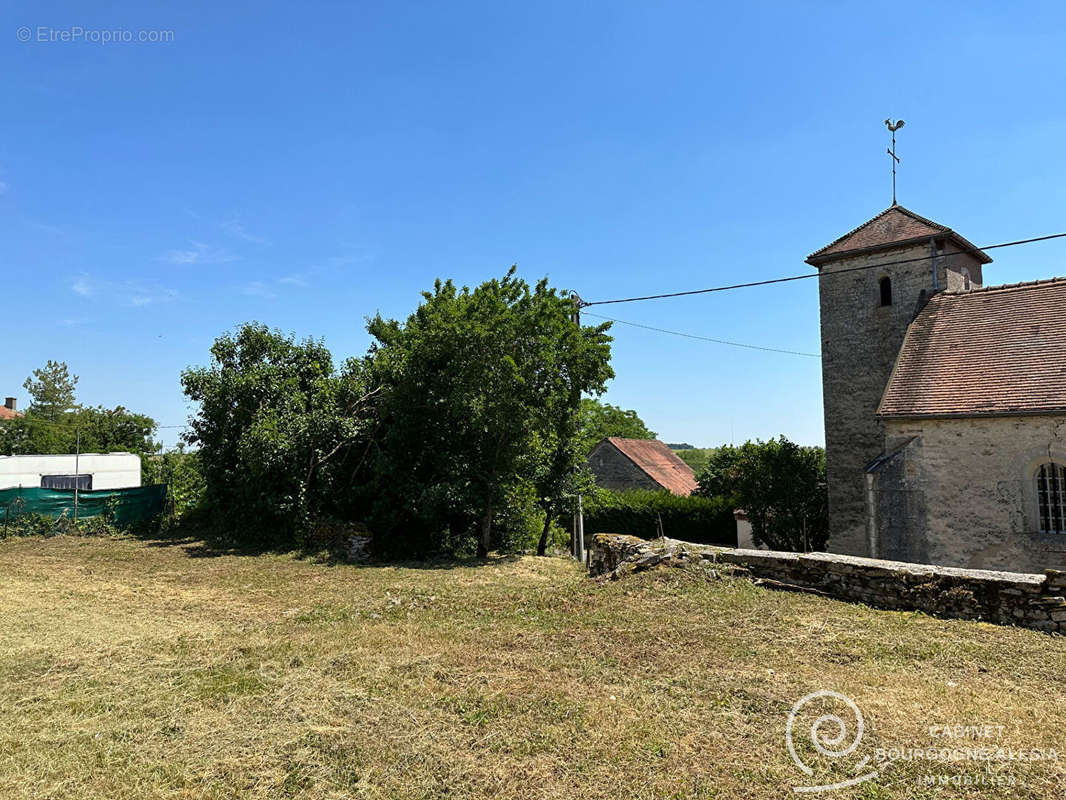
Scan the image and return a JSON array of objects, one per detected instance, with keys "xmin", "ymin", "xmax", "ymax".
[{"xmin": 1, "ymin": 534, "xmax": 1065, "ymax": 799}]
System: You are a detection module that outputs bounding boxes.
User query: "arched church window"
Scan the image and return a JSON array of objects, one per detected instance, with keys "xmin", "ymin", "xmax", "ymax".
[
  {"xmin": 961, "ymin": 267, "xmax": 972, "ymax": 291},
  {"xmin": 879, "ymin": 276, "xmax": 892, "ymax": 307},
  {"xmin": 1037, "ymin": 463, "xmax": 1066, "ymax": 534}
]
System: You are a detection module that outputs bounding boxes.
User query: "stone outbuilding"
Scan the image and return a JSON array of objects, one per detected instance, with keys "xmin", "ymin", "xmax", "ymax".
[
  {"xmin": 586, "ymin": 437, "xmax": 698, "ymax": 496},
  {"xmin": 809, "ymin": 204, "xmax": 1066, "ymax": 572}
]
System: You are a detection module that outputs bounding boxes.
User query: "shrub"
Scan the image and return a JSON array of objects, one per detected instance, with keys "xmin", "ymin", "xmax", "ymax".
[
  {"xmin": 144, "ymin": 450, "xmax": 206, "ymax": 520},
  {"xmin": 0, "ymin": 511, "xmax": 127, "ymax": 539},
  {"xmin": 494, "ymin": 482, "xmax": 571, "ymax": 555},
  {"xmin": 575, "ymin": 488, "xmax": 736, "ymax": 545},
  {"xmin": 695, "ymin": 437, "xmax": 828, "ymax": 552},
  {"xmin": 493, "ymin": 482, "xmax": 544, "ymax": 554},
  {"xmin": 1, "ymin": 512, "xmax": 60, "ymax": 538}
]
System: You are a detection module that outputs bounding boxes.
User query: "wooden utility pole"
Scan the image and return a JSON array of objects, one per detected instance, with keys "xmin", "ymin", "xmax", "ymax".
[
  {"xmin": 569, "ymin": 292, "xmax": 583, "ymax": 326},
  {"xmin": 569, "ymin": 291, "xmax": 587, "ymax": 562}
]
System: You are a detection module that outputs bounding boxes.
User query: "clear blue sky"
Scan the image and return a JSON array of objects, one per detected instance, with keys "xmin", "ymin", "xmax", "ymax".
[{"xmin": 4, "ymin": 2, "xmax": 1066, "ymax": 449}]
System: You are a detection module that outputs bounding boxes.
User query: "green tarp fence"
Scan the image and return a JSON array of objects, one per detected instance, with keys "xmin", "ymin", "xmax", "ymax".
[{"xmin": 0, "ymin": 485, "xmax": 167, "ymax": 527}]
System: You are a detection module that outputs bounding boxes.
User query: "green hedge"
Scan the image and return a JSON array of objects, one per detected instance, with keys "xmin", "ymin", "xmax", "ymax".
[{"xmin": 575, "ymin": 489, "xmax": 736, "ymax": 546}]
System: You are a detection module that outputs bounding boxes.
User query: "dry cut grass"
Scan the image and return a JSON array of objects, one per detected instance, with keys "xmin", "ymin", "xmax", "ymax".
[{"xmin": 0, "ymin": 532, "xmax": 1064, "ymax": 799}]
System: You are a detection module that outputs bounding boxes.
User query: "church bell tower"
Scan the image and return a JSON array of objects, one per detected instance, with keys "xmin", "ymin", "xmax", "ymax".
[{"xmin": 807, "ymin": 205, "xmax": 990, "ymax": 556}]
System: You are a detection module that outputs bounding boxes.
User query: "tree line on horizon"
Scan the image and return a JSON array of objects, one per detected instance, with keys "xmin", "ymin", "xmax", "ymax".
[{"xmin": 0, "ymin": 360, "xmax": 159, "ymax": 470}]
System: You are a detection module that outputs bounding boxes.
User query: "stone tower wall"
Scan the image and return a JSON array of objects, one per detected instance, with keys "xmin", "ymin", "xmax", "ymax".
[{"xmin": 817, "ymin": 239, "xmax": 984, "ymax": 556}]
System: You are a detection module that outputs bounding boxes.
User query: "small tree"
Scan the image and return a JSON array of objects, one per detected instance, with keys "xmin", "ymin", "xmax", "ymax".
[
  {"xmin": 696, "ymin": 437, "xmax": 828, "ymax": 551},
  {"xmin": 23, "ymin": 360, "xmax": 79, "ymax": 421}
]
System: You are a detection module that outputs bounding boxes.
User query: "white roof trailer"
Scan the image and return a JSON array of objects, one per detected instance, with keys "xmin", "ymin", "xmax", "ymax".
[{"xmin": 0, "ymin": 453, "xmax": 142, "ymax": 491}]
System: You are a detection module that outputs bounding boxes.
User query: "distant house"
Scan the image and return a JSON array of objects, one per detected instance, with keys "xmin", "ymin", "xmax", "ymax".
[
  {"xmin": 587, "ymin": 437, "xmax": 698, "ymax": 496},
  {"xmin": 0, "ymin": 397, "xmax": 22, "ymax": 420}
]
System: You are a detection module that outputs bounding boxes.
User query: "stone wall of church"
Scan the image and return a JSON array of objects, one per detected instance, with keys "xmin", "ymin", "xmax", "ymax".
[
  {"xmin": 877, "ymin": 415, "xmax": 1066, "ymax": 572},
  {"xmin": 818, "ymin": 242, "xmax": 984, "ymax": 559}
]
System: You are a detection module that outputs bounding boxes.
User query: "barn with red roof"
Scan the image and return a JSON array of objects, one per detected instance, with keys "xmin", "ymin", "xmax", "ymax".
[{"xmin": 586, "ymin": 437, "xmax": 698, "ymax": 496}]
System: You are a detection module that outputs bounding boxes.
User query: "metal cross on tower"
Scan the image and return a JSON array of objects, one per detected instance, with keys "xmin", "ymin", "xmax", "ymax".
[{"xmin": 885, "ymin": 118, "xmax": 905, "ymax": 205}]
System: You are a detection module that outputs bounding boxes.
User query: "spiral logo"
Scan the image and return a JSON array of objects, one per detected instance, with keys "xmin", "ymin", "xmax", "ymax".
[{"xmin": 786, "ymin": 690, "xmax": 878, "ymax": 793}]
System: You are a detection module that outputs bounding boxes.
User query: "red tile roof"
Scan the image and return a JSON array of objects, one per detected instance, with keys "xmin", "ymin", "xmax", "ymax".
[
  {"xmin": 606, "ymin": 437, "xmax": 698, "ymax": 496},
  {"xmin": 0, "ymin": 407, "xmax": 21, "ymax": 420},
  {"xmin": 806, "ymin": 205, "xmax": 991, "ymax": 267},
  {"xmin": 879, "ymin": 278, "xmax": 1066, "ymax": 418}
]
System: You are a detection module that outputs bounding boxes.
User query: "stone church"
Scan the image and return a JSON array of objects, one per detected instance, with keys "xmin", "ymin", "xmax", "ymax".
[{"xmin": 809, "ymin": 204, "xmax": 1066, "ymax": 572}]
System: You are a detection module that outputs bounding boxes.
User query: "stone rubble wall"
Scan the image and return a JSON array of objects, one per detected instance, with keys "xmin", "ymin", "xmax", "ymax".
[{"xmin": 588, "ymin": 533, "xmax": 1066, "ymax": 634}]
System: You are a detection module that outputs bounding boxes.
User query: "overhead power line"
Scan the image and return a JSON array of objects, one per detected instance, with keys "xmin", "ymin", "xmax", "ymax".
[
  {"xmin": 583, "ymin": 312, "xmax": 821, "ymax": 358},
  {"xmin": 581, "ymin": 231, "xmax": 1066, "ymax": 307}
]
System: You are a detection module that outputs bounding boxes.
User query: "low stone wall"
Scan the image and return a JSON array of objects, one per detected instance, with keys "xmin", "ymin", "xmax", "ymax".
[{"xmin": 588, "ymin": 533, "xmax": 1066, "ymax": 634}]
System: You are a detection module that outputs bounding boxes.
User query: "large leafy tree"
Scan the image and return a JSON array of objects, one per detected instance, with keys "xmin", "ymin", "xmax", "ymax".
[
  {"xmin": 364, "ymin": 269, "xmax": 613, "ymax": 557},
  {"xmin": 181, "ymin": 323, "xmax": 374, "ymax": 545},
  {"xmin": 23, "ymin": 360, "xmax": 79, "ymax": 421},
  {"xmin": 575, "ymin": 398, "xmax": 656, "ymax": 456},
  {"xmin": 695, "ymin": 436, "xmax": 828, "ymax": 551}
]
